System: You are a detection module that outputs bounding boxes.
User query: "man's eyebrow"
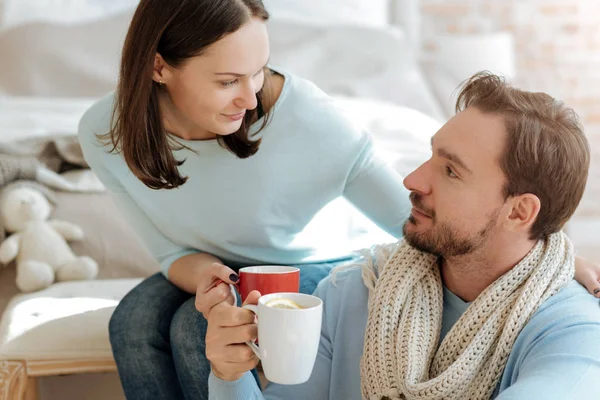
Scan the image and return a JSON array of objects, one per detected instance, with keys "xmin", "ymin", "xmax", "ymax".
[
  {"xmin": 431, "ymin": 137, "xmax": 473, "ymax": 174},
  {"xmin": 214, "ymin": 60, "xmax": 270, "ymax": 77}
]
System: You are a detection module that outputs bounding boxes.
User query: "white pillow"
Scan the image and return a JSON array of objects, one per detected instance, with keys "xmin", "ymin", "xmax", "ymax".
[
  {"xmin": 0, "ymin": 97, "xmax": 95, "ymax": 142},
  {"xmin": 262, "ymin": 0, "xmax": 390, "ymax": 28},
  {"xmin": 0, "ymin": 1, "xmax": 390, "ymax": 97},
  {"xmin": 0, "ymin": 0, "xmax": 138, "ymax": 31},
  {"xmin": 0, "ymin": 1, "xmax": 444, "ymax": 122},
  {"xmin": 268, "ymin": 18, "xmax": 445, "ymax": 120},
  {"xmin": 0, "ymin": 2, "xmax": 133, "ymax": 97},
  {"xmin": 333, "ymin": 96, "xmax": 439, "ymax": 178}
]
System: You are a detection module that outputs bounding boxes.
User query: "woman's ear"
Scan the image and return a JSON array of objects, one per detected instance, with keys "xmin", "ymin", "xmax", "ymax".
[{"xmin": 152, "ymin": 53, "xmax": 172, "ymax": 85}]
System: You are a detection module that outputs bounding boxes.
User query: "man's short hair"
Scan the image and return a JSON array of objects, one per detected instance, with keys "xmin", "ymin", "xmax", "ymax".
[{"xmin": 455, "ymin": 71, "xmax": 590, "ymax": 240}]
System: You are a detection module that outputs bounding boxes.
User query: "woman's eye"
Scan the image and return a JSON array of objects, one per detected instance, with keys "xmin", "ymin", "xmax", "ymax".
[
  {"xmin": 221, "ymin": 79, "xmax": 238, "ymax": 87},
  {"xmin": 446, "ymin": 166, "xmax": 458, "ymax": 178}
]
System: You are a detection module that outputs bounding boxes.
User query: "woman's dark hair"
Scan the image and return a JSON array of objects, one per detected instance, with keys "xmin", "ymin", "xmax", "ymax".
[{"xmin": 105, "ymin": 0, "xmax": 271, "ymax": 189}]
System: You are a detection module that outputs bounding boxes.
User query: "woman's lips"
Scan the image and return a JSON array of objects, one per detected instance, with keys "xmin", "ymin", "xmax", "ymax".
[{"xmin": 223, "ymin": 111, "xmax": 245, "ymax": 121}]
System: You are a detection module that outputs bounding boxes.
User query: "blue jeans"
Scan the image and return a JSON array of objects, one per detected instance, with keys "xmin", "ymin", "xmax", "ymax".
[{"xmin": 108, "ymin": 260, "xmax": 348, "ymax": 400}]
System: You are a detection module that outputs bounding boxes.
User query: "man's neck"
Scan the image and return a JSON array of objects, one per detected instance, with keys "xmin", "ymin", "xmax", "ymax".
[{"xmin": 441, "ymin": 236, "xmax": 537, "ymax": 302}]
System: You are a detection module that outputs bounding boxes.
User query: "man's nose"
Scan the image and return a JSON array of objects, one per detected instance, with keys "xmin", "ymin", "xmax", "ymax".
[{"xmin": 403, "ymin": 161, "xmax": 432, "ymax": 195}]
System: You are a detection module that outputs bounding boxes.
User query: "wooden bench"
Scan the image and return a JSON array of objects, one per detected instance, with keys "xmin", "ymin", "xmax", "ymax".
[{"xmin": 0, "ymin": 279, "xmax": 140, "ymax": 400}]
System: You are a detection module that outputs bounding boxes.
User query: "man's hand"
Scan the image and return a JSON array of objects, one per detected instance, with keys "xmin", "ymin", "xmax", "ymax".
[{"xmin": 206, "ymin": 290, "xmax": 262, "ymax": 382}]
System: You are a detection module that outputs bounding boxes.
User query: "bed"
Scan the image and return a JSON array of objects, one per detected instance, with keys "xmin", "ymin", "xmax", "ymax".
[{"xmin": 0, "ymin": 1, "xmax": 442, "ymax": 398}]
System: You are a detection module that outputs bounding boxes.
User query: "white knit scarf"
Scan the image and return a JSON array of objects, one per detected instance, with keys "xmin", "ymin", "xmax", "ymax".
[{"xmin": 359, "ymin": 232, "xmax": 574, "ymax": 400}]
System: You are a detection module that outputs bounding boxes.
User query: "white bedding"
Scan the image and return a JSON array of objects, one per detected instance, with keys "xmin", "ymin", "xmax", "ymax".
[
  {"xmin": 267, "ymin": 18, "xmax": 445, "ymax": 121},
  {"xmin": 0, "ymin": 94, "xmax": 438, "ymax": 250},
  {"xmin": 262, "ymin": 0, "xmax": 390, "ymax": 28},
  {"xmin": 0, "ymin": 0, "xmax": 442, "ymax": 250},
  {"xmin": 0, "ymin": 2, "xmax": 441, "ymax": 399},
  {"xmin": 0, "ymin": 94, "xmax": 437, "ymax": 174},
  {"xmin": 0, "ymin": 97, "xmax": 95, "ymax": 143},
  {"xmin": 0, "ymin": 2, "xmax": 444, "ymax": 122}
]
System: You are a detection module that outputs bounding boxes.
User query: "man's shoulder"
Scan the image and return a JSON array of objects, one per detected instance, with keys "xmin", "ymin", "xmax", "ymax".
[
  {"xmin": 313, "ymin": 265, "xmax": 370, "ymax": 342},
  {"xmin": 315, "ymin": 243, "xmax": 400, "ymax": 302},
  {"xmin": 537, "ymin": 280, "xmax": 600, "ymax": 321},
  {"xmin": 498, "ymin": 280, "xmax": 600, "ymax": 397},
  {"xmin": 317, "ymin": 265, "xmax": 368, "ymax": 299},
  {"xmin": 522, "ymin": 280, "xmax": 600, "ymax": 341},
  {"xmin": 315, "ymin": 265, "xmax": 370, "ymax": 316}
]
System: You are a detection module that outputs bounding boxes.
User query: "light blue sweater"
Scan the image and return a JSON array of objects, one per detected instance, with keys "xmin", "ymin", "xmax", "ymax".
[
  {"xmin": 209, "ymin": 266, "xmax": 600, "ymax": 399},
  {"xmin": 78, "ymin": 68, "xmax": 411, "ymax": 275}
]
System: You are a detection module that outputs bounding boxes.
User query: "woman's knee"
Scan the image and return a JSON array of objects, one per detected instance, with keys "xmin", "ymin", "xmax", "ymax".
[
  {"xmin": 109, "ymin": 273, "xmax": 191, "ymax": 349},
  {"xmin": 170, "ymin": 298, "xmax": 208, "ymax": 353}
]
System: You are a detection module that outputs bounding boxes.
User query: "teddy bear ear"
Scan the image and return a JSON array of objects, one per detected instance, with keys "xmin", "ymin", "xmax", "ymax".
[
  {"xmin": 2, "ymin": 180, "xmax": 57, "ymax": 205},
  {"xmin": 26, "ymin": 182, "xmax": 57, "ymax": 205},
  {"xmin": 0, "ymin": 219, "xmax": 5, "ymax": 244}
]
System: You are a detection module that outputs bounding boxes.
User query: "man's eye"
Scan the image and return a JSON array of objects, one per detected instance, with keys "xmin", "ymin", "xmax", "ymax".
[
  {"xmin": 221, "ymin": 79, "xmax": 238, "ymax": 87},
  {"xmin": 446, "ymin": 166, "xmax": 458, "ymax": 178}
]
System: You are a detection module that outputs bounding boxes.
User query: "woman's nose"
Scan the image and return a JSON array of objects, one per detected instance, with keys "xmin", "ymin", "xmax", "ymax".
[{"xmin": 236, "ymin": 82, "xmax": 258, "ymax": 110}]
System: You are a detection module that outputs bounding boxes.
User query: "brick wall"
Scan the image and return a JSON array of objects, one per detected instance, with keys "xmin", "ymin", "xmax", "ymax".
[{"xmin": 420, "ymin": 0, "xmax": 599, "ymax": 258}]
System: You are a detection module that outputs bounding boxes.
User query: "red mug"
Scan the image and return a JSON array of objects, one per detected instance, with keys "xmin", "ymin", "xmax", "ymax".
[{"xmin": 236, "ymin": 266, "xmax": 300, "ymax": 302}]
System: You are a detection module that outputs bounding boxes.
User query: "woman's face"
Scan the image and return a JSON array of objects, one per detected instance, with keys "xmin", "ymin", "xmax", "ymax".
[{"xmin": 154, "ymin": 18, "xmax": 270, "ymax": 139}]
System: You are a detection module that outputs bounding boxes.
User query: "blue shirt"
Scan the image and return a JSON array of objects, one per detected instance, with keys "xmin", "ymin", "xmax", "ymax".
[
  {"xmin": 209, "ymin": 266, "xmax": 600, "ymax": 399},
  {"xmin": 78, "ymin": 67, "xmax": 411, "ymax": 275}
]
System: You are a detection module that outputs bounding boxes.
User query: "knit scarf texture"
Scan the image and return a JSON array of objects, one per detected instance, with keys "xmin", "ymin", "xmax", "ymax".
[{"xmin": 359, "ymin": 232, "xmax": 574, "ymax": 400}]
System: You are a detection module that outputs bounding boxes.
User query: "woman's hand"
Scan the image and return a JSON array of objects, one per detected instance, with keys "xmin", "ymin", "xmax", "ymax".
[
  {"xmin": 574, "ymin": 256, "xmax": 600, "ymax": 297},
  {"xmin": 168, "ymin": 252, "xmax": 239, "ymax": 296},
  {"xmin": 205, "ymin": 290, "xmax": 262, "ymax": 381},
  {"xmin": 194, "ymin": 262, "xmax": 240, "ymax": 318}
]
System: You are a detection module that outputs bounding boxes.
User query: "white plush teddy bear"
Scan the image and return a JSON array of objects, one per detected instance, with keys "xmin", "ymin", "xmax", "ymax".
[{"xmin": 0, "ymin": 181, "xmax": 98, "ymax": 292}]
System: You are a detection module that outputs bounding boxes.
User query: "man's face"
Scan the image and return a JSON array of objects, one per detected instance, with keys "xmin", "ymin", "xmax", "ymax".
[{"xmin": 402, "ymin": 107, "xmax": 509, "ymax": 257}]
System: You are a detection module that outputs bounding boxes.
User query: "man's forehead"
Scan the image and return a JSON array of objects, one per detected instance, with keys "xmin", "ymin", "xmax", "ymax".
[{"xmin": 433, "ymin": 108, "xmax": 507, "ymax": 171}]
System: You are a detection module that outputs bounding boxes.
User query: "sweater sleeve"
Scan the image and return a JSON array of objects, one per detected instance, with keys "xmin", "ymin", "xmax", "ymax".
[
  {"xmin": 78, "ymin": 104, "xmax": 198, "ymax": 276},
  {"xmin": 343, "ymin": 135, "xmax": 411, "ymax": 238}
]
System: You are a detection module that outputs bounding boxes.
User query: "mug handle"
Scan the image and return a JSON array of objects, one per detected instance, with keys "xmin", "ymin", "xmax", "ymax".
[
  {"xmin": 228, "ymin": 283, "xmax": 238, "ymax": 302},
  {"xmin": 228, "ymin": 284, "xmax": 261, "ymax": 359},
  {"xmin": 241, "ymin": 304, "xmax": 261, "ymax": 359}
]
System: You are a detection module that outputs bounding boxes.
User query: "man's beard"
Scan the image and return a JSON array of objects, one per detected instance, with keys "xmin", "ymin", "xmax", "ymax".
[{"xmin": 403, "ymin": 193, "xmax": 498, "ymax": 257}]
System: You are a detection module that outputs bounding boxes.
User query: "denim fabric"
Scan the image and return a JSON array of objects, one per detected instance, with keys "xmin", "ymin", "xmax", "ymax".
[{"xmin": 109, "ymin": 259, "xmax": 351, "ymax": 399}]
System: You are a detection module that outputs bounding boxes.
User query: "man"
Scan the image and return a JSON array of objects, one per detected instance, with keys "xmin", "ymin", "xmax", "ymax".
[{"xmin": 204, "ymin": 72, "xmax": 600, "ymax": 399}]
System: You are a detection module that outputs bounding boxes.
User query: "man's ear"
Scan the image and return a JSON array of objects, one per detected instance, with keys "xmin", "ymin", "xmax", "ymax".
[
  {"xmin": 152, "ymin": 53, "xmax": 173, "ymax": 85},
  {"xmin": 506, "ymin": 193, "xmax": 541, "ymax": 236}
]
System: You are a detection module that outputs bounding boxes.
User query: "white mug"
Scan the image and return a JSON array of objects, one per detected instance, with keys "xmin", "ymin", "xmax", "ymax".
[{"xmin": 243, "ymin": 292, "xmax": 323, "ymax": 385}]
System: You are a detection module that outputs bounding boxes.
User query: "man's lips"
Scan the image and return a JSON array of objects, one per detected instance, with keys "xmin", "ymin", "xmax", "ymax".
[{"xmin": 411, "ymin": 207, "xmax": 432, "ymax": 218}]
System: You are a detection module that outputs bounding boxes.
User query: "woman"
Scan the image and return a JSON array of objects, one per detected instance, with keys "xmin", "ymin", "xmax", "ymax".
[{"xmin": 78, "ymin": 0, "xmax": 600, "ymax": 399}]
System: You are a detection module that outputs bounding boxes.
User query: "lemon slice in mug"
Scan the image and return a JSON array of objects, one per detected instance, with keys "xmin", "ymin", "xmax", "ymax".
[{"xmin": 265, "ymin": 298, "xmax": 303, "ymax": 310}]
